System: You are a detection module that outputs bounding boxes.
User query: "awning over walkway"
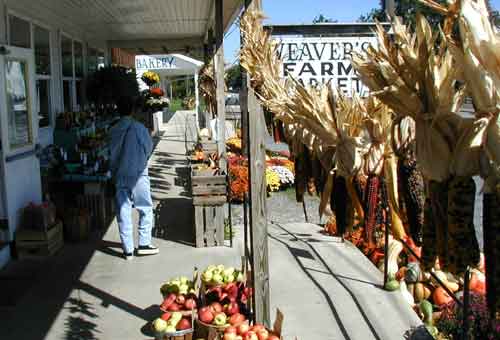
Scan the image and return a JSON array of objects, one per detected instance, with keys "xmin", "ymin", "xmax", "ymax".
[{"xmin": 4, "ymin": 0, "xmax": 243, "ymax": 56}]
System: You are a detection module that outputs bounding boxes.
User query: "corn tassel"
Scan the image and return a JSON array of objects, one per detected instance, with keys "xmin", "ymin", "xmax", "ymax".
[
  {"xmin": 447, "ymin": 176, "xmax": 480, "ymax": 274},
  {"xmin": 483, "ymin": 192, "xmax": 500, "ymax": 316},
  {"xmin": 398, "ymin": 157, "xmax": 425, "ymax": 246}
]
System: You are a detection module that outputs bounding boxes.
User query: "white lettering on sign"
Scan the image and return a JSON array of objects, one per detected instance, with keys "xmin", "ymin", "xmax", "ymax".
[
  {"xmin": 275, "ymin": 36, "xmax": 377, "ymax": 97},
  {"xmin": 135, "ymin": 56, "xmax": 177, "ymax": 70}
]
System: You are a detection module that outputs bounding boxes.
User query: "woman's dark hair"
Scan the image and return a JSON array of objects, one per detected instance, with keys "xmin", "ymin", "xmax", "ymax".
[{"xmin": 117, "ymin": 96, "xmax": 137, "ymax": 116}]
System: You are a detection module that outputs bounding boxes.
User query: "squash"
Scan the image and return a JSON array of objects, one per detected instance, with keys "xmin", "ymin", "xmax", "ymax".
[
  {"xmin": 432, "ymin": 287, "xmax": 453, "ymax": 306},
  {"xmin": 420, "ymin": 300, "xmax": 438, "ymax": 337},
  {"xmin": 431, "ymin": 270, "xmax": 459, "ymax": 293},
  {"xmin": 386, "ymin": 237, "xmax": 403, "ymax": 278},
  {"xmin": 407, "ymin": 282, "xmax": 432, "ymax": 303},
  {"xmin": 395, "ymin": 266, "xmax": 407, "ymax": 281},
  {"xmin": 469, "ymin": 270, "xmax": 486, "ymax": 295},
  {"xmin": 405, "ymin": 262, "xmax": 421, "ymax": 283},
  {"xmin": 385, "ymin": 278, "xmax": 400, "ymax": 291}
]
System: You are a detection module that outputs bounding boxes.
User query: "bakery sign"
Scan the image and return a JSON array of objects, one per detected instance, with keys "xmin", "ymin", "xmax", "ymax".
[
  {"xmin": 276, "ymin": 36, "xmax": 377, "ymax": 96},
  {"xmin": 135, "ymin": 55, "xmax": 177, "ymax": 71}
]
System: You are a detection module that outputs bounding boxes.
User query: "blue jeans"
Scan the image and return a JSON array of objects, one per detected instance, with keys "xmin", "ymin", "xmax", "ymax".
[{"xmin": 115, "ymin": 175, "xmax": 153, "ymax": 254}]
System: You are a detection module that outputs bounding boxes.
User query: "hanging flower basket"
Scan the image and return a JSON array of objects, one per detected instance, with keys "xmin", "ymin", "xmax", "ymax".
[{"xmin": 142, "ymin": 71, "xmax": 160, "ymax": 86}]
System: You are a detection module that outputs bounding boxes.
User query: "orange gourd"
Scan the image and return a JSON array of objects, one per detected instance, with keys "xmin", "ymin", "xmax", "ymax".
[
  {"xmin": 469, "ymin": 272, "xmax": 486, "ymax": 295},
  {"xmin": 432, "ymin": 287, "xmax": 453, "ymax": 306}
]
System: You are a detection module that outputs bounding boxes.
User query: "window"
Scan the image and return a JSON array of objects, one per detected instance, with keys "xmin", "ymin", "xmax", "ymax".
[
  {"xmin": 34, "ymin": 25, "xmax": 52, "ymax": 127},
  {"xmin": 74, "ymin": 41, "xmax": 83, "ymax": 78},
  {"xmin": 87, "ymin": 47, "xmax": 98, "ymax": 74},
  {"xmin": 5, "ymin": 59, "xmax": 32, "ymax": 148},
  {"xmin": 9, "ymin": 15, "xmax": 30, "ymax": 48},
  {"xmin": 61, "ymin": 36, "xmax": 85, "ymax": 111}
]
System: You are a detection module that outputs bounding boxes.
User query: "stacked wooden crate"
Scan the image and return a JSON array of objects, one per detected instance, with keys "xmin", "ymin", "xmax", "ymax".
[
  {"xmin": 15, "ymin": 221, "xmax": 64, "ymax": 259},
  {"xmin": 191, "ymin": 166, "xmax": 227, "ymax": 248}
]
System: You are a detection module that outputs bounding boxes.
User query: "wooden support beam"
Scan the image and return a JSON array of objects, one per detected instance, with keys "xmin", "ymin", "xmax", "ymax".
[
  {"xmin": 215, "ymin": 0, "xmax": 226, "ymax": 170},
  {"xmin": 242, "ymin": 0, "xmax": 270, "ymax": 327}
]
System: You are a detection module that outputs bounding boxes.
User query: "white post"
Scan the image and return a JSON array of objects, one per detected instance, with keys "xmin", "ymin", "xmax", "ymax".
[{"xmin": 194, "ymin": 72, "xmax": 200, "ymax": 129}]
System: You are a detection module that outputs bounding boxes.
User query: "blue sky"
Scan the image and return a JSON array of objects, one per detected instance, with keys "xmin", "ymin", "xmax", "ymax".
[{"xmin": 223, "ymin": 0, "xmax": 500, "ymax": 63}]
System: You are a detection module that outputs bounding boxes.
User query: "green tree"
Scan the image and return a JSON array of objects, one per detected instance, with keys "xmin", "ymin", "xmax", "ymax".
[
  {"xmin": 226, "ymin": 64, "xmax": 242, "ymax": 92},
  {"xmin": 313, "ymin": 14, "xmax": 337, "ymax": 23}
]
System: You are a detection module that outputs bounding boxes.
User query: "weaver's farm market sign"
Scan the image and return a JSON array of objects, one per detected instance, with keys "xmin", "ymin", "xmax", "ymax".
[{"xmin": 276, "ymin": 36, "xmax": 377, "ymax": 96}]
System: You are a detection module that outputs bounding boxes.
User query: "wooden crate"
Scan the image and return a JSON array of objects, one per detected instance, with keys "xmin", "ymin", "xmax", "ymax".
[
  {"xmin": 191, "ymin": 167, "xmax": 227, "ymax": 248},
  {"xmin": 199, "ymin": 137, "xmax": 218, "ymax": 154},
  {"xmin": 76, "ymin": 192, "xmax": 113, "ymax": 230},
  {"xmin": 15, "ymin": 221, "xmax": 64, "ymax": 259}
]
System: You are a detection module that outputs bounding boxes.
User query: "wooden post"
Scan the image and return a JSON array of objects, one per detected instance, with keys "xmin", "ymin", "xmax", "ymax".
[
  {"xmin": 214, "ymin": 0, "xmax": 226, "ymax": 171},
  {"xmin": 242, "ymin": 0, "xmax": 270, "ymax": 327}
]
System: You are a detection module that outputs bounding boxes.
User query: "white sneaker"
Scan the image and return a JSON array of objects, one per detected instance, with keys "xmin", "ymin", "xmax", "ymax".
[{"xmin": 136, "ymin": 245, "xmax": 160, "ymax": 256}]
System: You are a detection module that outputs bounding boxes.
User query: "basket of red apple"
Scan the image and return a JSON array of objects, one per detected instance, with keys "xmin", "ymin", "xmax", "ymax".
[
  {"xmin": 151, "ymin": 311, "xmax": 194, "ymax": 340},
  {"xmin": 222, "ymin": 323, "xmax": 281, "ymax": 340},
  {"xmin": 196, "ymin": 301, "xmax": 249, "ymax": 338}
]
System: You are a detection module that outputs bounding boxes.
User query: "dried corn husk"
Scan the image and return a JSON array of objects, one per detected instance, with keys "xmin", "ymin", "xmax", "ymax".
[
  {"xmin": 199, "ymin": 62, "xmax": 217, "ymax": 115},
  {"xmin": 352, "ymin": 14, "xmax": 468, "ymax": 181}
]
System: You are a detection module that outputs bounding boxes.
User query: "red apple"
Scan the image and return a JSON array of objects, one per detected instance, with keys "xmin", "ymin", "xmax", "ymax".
[
  {"xmin": 176, "ymin": 318, "xmax": 191, "ymax": 330},
  {"xmin": 224, "ymin": 301, "xmax": 240, "ymax": 316},
  {"xmin": 225, "ymin": 326, "xmax": 237, "ymax": 334},
  {"xmin": 199, "ymin": 306, "xmax": 214, "ymax": 324},
  {"xmin": 160, "ymin": 312, "xmax": 171, "ymax": 321},
  {"xmin": 257, "ymin": 329, "xmax": 269, "ymax": 340},
  {"xmin": 251, "ymin": 324, "xmax": 265, "ymax": 333},
  {"xmin": 160, "ymin": 293, "xmax": 177, "ymax": 310},
  {"xmin": 184, "ymin": 298, "xmax": 197, "ymax": 310},
  {"xmin": 229, "ymin": 313, "xmax": 246, "ymax": 326},
  {"xmin": 237, "ymin": 322, "xmax": 250, "ymax": 335},
  {"xmin": 168, "ymin": 302, "xmax": 180, "ymax": 311},
  {"xmin": 210, "ymin": 302, "xmax": 223, "ymax": 313},
  {"xmin": 176, "ymin": 294, "xmax": 186, "ymax": 305},
  {"xmin": 243, "ymin": 331, "xmax": 258, "ymax": 340}
]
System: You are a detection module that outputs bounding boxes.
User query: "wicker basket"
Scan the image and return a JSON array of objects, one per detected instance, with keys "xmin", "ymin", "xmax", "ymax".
[{"xmin": 194, "ymin": 318, "xmax": 228, "ymax": 340}]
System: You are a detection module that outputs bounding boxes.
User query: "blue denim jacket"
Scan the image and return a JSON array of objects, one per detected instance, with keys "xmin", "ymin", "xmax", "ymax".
[{"xmin": 109, "ymin": 117, "xmax": 153, "ymax": 188}]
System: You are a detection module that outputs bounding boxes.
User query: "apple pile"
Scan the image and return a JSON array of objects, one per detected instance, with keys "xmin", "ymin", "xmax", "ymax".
[
  {"xmin": 201, "ymin": 265, "xmax": 245, "ymax": 286},
  {"xmin": 160, "ymin": 292, "xmax": 198, "ymax": 312},
  {"xmin": 160, "ymin": 276, "xmax": 196, "ymax": 296},
  {"xmin": 223, "ymin": 323, "xmax": 280, "ymax": 340},
  {"xmin": 198, "ymin": 301, "xmax": 248, "ymax": 327},
  {"xmin": 152, "ymin": 311, "xmax": 192, "ymax": 334}
]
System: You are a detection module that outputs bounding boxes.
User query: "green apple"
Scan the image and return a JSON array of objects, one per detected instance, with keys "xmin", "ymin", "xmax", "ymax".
[
  {"xmin": 152, "ymin": 318, "xmax": 167, "ymax": 332},
  {"xmin": 212, "ymin": 273, "xmax": 224, "ymax": 285},
  {"xmin": 180, "ymin": 276, "xmax": 189, "ymax": 284},
  {"xmin": 202, "ymin": 271, "xmax": 213, "ymax": 283},
  {"xmin": 170, "ymin": 312, "xmax": 183, "ymax": 324},
  {"xmin": 223, "ymin": 274, "xmax": 235, "ymax": 283},
  {"xmin": 223, "ymin": 267, "xmax": 235, "ymax": 277},
  {"xmin": 206, "ymin": 265, "xmax": 216, "ymax": 272},
  {"xmin": 213, "ymin": 312, "xmax": 227, "ymax": 326},
  {"xmin": 165, "ymin": 325, "xmax": 177, "ymax": 333},
  {"xmin": 217, "ymin": 264, "xmax": 225, "ymax": 272}
]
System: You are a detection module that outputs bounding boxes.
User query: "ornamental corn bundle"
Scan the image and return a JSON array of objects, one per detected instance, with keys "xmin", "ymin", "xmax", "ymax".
[
  {"xmin": 352, "ymin": 14, "xmax": 467, "ymax": 182},
  {"xmin": 392, "ymin": 117, "xmax": 425, "ymax": 246},
  {"xmin": 199, "ymin": 62, "xmax": 217, "ymax": 115}
]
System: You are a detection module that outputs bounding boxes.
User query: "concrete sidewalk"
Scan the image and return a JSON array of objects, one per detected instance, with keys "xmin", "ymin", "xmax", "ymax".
[{"xmin": 0, "ymin": 111, "xmax": 428, "ymax": 340}]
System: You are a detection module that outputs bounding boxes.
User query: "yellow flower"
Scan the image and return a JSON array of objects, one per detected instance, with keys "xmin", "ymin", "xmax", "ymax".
[{"xmin": 266, "ymin": 168, "xmax": 281, "ymax": 192}]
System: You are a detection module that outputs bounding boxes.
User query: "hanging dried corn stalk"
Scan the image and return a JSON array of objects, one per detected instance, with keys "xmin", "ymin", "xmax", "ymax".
[
  {"xmin": 392, "ymin": 117, "xmax": 425, "ymax": 246},
  {"xmin": 421, "ymin": 0, "xmax": 500, "ymax": 315},
  {"xmin": 199, "ymin": 62, "xmax": 217, "ymax": 115},
  {"xmin": 352, "ymin": 13, "xmax": 482, "ymax": 274}
]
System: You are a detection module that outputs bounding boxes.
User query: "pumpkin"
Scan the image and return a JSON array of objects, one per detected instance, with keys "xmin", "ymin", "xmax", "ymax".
[
  {"xmin": 432, "ymin": 287, "xmax": 453, "ymax": 306},
  {"xmin": 469, "ymin": 270, "xmax": 486, "ymax": 295}
]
